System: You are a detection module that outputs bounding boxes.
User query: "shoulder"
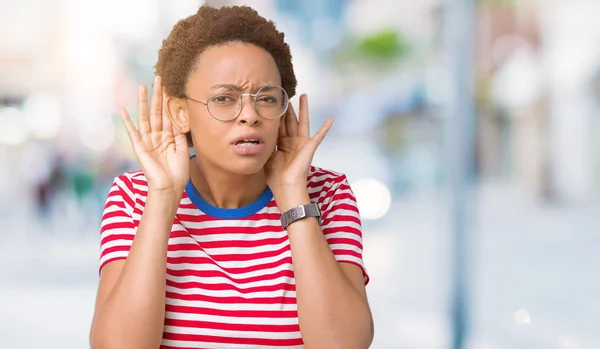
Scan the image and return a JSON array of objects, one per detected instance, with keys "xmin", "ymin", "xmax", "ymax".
[
  {"xmin": 110, "ymin": 170, "xmax": 148, "ymax": 200},
  {"xmin": 307, "ymin": 166, "xmax": 351, "ymax": 195},
  {"xmin": 308, "ymin": 166, "xmax": 360, "ymax": 220}
]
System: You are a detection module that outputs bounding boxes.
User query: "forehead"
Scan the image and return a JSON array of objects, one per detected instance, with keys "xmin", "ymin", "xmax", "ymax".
[{"xmin": 188, "ymin": 42, "xmax": 281, "ymax": 91}]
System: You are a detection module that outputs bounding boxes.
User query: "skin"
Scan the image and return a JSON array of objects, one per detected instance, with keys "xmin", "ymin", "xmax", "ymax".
[{"xmin": 89, "ymin": 42, "xmax": 374, "ymax": 349}]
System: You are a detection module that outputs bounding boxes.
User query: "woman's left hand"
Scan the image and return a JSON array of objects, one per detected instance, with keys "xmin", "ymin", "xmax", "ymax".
[{"xmin": 265, "ymin": 94, "xmax": 334, "ymax": 209}]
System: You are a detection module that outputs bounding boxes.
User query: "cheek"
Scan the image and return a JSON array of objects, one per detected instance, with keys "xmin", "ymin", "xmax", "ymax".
[
  {"xmin": 189, "ymin": 118, "xmax": 224, "ymax": 148},
  {"xmin": 267, "ymin": 121, "xmax": 281, "ymax": 144}
]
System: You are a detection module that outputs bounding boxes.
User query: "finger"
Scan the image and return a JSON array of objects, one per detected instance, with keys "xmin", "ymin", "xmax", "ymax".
[
  {"xmin": 285, "ymin": 99, "xmax": 298, "ymax": 137},
  {"xmin": 309, "ymin": 118, "xmax": 334, "ymax": 149},
  {"xmin": 278, "ymin": 112, "xmax": 288, "ymax": 138},
  {"xmin": 297, "ymin": 94, "xmax": 310, "ymax": 138},
  {"xmin": 119, "ymin": 108, "xmax": 141, "ymax": 145},
  {"xmin": 162, "ymin": 89, "xmax": 173, "ymax": 133},
  {"xmin": 149, "ymin": 76, "xmax": 163, "ymax": 132},
  {"xmin": 137, "ymin": 84, "xmax": 150, "ymax": 134}
]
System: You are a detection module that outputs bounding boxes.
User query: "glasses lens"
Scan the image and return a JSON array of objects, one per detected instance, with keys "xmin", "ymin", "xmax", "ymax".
[
  {"xmin": 206, "ymin": 85, "xmax": 289, "ymax": 121},
  {"xmin": 207, "ymin": 86, "xmax": 241, "ymax": 121},
  {"xmin": 255, "ymin": 85, "xmax": 289, "ymax": 119}
]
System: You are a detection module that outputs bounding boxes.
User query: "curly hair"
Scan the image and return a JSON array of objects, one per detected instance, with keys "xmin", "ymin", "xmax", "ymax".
[
  {"xmin": 155, "ymin": 5, "xmax": 296, "ymax": 98},
  {"xmin": 155, "ymin": 5, "xmax": 296, "ymax": 145}
]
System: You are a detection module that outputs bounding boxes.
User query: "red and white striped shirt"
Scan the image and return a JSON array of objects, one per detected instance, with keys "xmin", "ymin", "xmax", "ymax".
[{"xmin": 99, "ymin": 166, "xmax": 369, "ymax": 348}]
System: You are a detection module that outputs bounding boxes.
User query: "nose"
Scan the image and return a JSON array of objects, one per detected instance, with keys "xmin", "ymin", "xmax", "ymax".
[{"xmin": 237, "ymin": 94, "xmax": 261, "ymax": 126}]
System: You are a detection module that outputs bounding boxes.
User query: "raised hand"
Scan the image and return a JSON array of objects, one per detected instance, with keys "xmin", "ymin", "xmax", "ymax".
[
  {"xmin": 265, "ymin": 94, "xmax": 333, "ymax": 203},
  {"xmin": 119, "ymin": 76, "xmax": 190, "ymax": 194}
]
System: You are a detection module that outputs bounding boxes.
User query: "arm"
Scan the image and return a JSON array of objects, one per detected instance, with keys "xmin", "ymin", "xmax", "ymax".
[
  {"xmin": 90, "ymin": 187, "xmax": 181, "ymax": 349},
  {"xmin": 90, "ymin": 76, "xmax": 190, "ymax": 348},
  {"xmin": 265, "ymin": 94, "xmax": 373, "ymax": 349},
  {"xmin": 277, "ymin": 185, "xmax": 374, "ymax": 349}
]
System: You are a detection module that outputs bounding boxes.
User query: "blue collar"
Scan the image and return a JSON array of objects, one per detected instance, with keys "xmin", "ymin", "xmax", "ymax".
[{"xmin": 185, "ymin": 156, "xmax": 273, "ymax": 219}]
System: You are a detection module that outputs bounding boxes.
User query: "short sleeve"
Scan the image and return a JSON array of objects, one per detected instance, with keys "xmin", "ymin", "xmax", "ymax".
[
  {"xmin": 320, "ymin": 175, "xmax": 370, "ymax": 285},
  {"xmin": 98, "ymin": 176, "xmax": 137, "ymax": 275}
]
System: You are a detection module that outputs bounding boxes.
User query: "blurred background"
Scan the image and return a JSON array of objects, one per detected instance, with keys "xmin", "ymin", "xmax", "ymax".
[{"xmin": 1, "ymin": 0, "xmax": 599, "ymax": 348}]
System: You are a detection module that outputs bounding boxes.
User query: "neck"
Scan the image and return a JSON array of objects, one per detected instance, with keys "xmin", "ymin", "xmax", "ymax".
[{"xmin": 189, "ymin": 156, "xmax": 267, "ymax": 209}]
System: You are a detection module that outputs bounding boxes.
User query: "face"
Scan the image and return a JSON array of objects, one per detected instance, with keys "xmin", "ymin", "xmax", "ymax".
[{"xmin": 168, "ymin": 42, "xmax": 284, "ymax": 176}]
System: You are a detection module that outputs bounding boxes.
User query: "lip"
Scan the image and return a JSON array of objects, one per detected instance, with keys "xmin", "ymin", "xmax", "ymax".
[{"xmin": 230, "ymin": 132, "xmax": 265, "ymax": 145}]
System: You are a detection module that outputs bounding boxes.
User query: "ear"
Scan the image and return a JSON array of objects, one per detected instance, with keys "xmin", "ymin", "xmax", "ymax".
[{"xmin": 165, "ymin": 96, "xmax": 190, "ymax": 133}]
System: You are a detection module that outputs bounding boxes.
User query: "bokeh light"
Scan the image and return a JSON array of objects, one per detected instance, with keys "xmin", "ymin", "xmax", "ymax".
[
  {"xmin": 352, "ymin": 178, "xmax": 392, "ymax": 220},
  {"xmin": 0, "ymin": 107, "xmax": 29, "ymax": 146},
  {"xmin": 514, "ymin": 309, "xmax": 532, "ymax": 325},
  {"xmin": 22, "ymin": 92, "xmax": 63, "ymax": 139}
]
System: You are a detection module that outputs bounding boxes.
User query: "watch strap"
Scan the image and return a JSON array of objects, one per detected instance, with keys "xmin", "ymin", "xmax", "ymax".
[{"xmin": 280, "ymin": 202, "xmax": 321, "ymax": 230}]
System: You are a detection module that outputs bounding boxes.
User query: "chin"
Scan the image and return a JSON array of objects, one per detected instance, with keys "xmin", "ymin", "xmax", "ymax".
[{"xmin": 225, "ymin": 157, "xmax": 268, "ymax": 176}]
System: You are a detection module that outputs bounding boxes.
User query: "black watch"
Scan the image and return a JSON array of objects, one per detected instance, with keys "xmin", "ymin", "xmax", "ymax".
[{"xmin": 280, "ymin": 202, "xmax": 321, "ymax": 230}]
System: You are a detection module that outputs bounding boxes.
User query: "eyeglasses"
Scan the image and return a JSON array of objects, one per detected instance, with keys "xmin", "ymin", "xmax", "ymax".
[{"xmin": 184, "ymin": 84, "xmax": 289, "ymax": 122}]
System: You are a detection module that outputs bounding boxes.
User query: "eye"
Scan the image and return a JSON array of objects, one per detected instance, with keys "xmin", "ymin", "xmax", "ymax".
[
  {"xmin": 256, "ymin": 95, "xmax": 278, "ymax": 104},
  {"xmin": 210, "ymin": 95, "xmax": 236, "ymax": 104}
]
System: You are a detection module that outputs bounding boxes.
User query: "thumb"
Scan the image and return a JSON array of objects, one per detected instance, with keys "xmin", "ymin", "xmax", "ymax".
[
  {"xmin": 173, "ymin": 125, "xmax": 189, "ymax": 152},
  {"xmin": 265, "ymin": 149, "xmax": 278, "ymax": 170}
]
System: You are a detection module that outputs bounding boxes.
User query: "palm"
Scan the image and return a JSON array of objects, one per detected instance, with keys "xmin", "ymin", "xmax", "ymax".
[
  {"xmin": 265, "ymin": 95, "xmax": 334, "ymax": 189},
  {"xmin": 120, "ymin": 76, "xmax": 190, "ymax": 193},
  {"xmin": 268, "ymin": 136, "xmax": 310, "ymax": 174}
]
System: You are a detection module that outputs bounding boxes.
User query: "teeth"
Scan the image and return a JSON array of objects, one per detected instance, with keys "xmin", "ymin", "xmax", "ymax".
[{"xmin": 236, "ymin": 140, "xmax": 259, "ymax": 145}]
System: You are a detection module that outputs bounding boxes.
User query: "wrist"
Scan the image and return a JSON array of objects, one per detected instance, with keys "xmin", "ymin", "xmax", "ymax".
[
  {"xmin": 146, "ymin": 189, "xmax": 184, "ymax": 207},
  {"xmin": 140, "ymin": 191, "xmax": 181, "ymax": 239},
  {"xmin": 273, "ymin": 186, "xmax": 311, "ymax": 213}
]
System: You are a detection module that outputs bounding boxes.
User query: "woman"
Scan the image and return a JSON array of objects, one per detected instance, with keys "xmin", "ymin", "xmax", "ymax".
[{"xmin": 90, "ymin": 5, "xmax": 373, "ymax": 349}]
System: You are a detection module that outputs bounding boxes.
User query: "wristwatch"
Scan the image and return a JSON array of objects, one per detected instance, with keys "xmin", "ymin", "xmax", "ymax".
[{"xmin": 280, "ymin": 202, "xmax": 321, "ymax": 230}]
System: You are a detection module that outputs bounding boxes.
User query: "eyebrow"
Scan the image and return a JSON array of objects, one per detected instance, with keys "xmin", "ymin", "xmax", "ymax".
[
  {"xmin": 211, "ymin": 84, "xmax": 240, "ymax": 90},
  {"xmin": 210, "ymin": 84, "xmax": 280, "ymax": 92}
]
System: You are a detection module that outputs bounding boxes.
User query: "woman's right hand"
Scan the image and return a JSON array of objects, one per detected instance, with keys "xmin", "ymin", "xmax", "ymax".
[{"xmin": 119, "ymin": 75, "xmax": 190, "ymax": 194}]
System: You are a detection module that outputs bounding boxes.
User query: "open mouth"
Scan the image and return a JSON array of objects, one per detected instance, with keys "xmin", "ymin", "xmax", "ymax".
[{"xmin": 234, "ymin": 139, "xmax": 261, "ymax": 146}]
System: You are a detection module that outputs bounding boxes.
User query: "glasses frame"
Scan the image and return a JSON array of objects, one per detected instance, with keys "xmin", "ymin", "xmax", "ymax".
[{"xmin": 184, "ymin": 84, "xmax": 290, "ymax": 122}]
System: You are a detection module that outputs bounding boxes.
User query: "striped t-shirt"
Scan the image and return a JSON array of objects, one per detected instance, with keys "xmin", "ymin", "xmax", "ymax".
[{"xmin": 99, "ymin": 166, "xmax": 369, "ymax": 348}]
